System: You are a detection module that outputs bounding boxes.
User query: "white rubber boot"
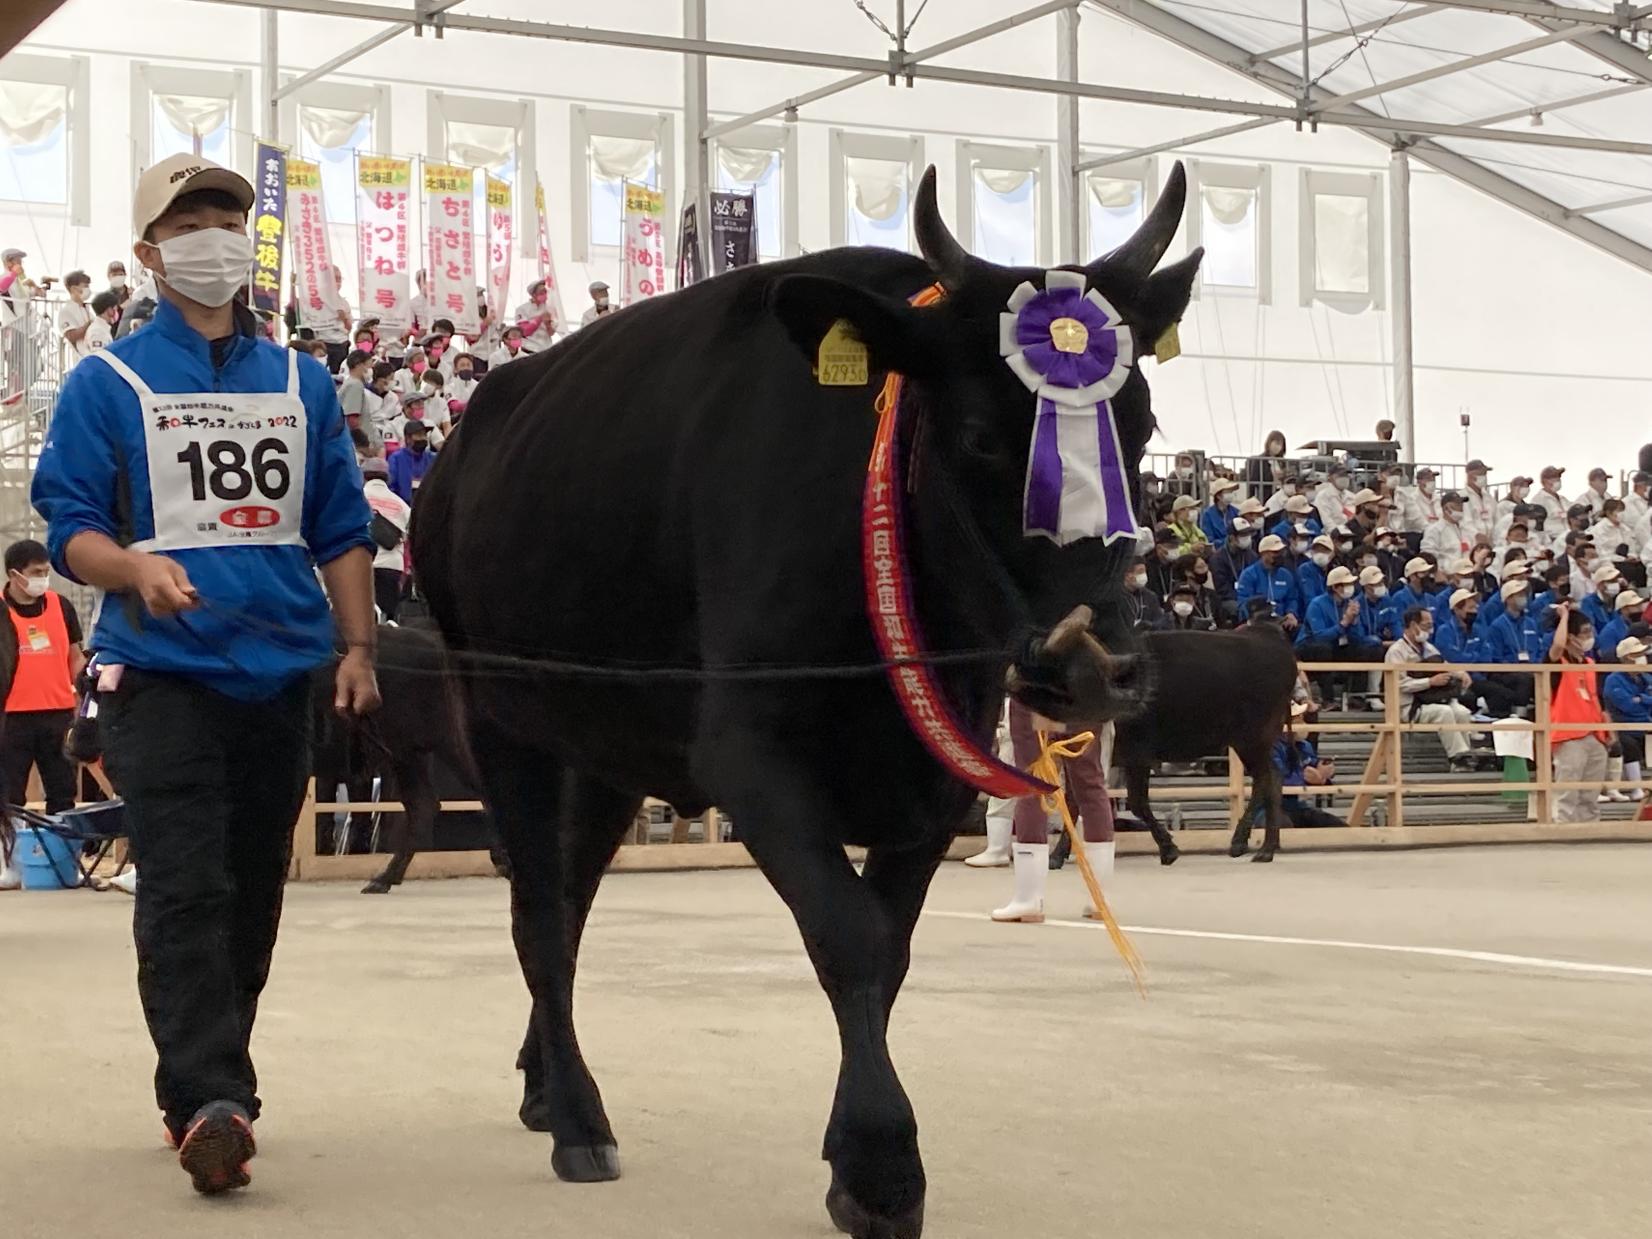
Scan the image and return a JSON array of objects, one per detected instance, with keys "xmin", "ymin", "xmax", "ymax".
[
  {"xmin": 964, "ymin": 811, "xmax": 1012, "ymax": 868},
  {"xmin": 990, "ymin": 843, "xmax": 1047, "ymax": 923},
  {"xmin": 1601, "ymin": 755, "xmax": 1629, "ymax": 803},
  {"xmin": 1080, "ymin": 840, "xmax": 1116, "ymax": 920},
  {"xmin": 1626, "ymin": 761, "xmax": 1644, "ymax": 802}
]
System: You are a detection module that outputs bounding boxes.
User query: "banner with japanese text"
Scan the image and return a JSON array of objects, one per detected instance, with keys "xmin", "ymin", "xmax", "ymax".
[
  {"xmin": 710, "ymin": 191, "xmax": 757, "ymax": 275},
  {"xmin": 357, "ymin": 156, "xmax": 412, "ymax": 332},
  {"xmin": 675, "ymin": 201, "xmax": 703, "ymax": 290},
  {"xmin": 250, "ymin": 142, "xmax": 286, "ymax": 316},
  {"xmin": 534, "ymin": 179, "xmax": 569, "ymax": 333},
  {"xmin": 286, "ymin": 159, "xmax": 339, "ymax": 334},
  {"xmin": 424, "ymin": 162, "xmax": 480, "ymax": 338},
  {"xmin": 486, "ymin": 175, "xmax": 513, "ymax": 324},
  {"xmin": 621, "ymin": 182, "xmax": 666, "ymax": 306}
]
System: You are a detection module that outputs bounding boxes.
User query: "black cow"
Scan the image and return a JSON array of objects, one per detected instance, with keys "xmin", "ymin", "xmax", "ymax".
[
  {"xmin": 1111, "ymin": 625, "xmax": 1298, "ymax": 865},
  {"xmin": 412, "ymin": 165, "xmax": 1202, "ymax": 1237}
]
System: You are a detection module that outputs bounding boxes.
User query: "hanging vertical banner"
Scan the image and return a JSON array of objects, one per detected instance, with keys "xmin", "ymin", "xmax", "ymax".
[
  {"xmin": 486, "ymin": 175, "xmax": 513, "ymax": 324},
  {"xmin": 621, "ymin": 182, "xmax": 666, "ymax": 306},
  {"xmin": 287, "ymin": 159, "xmax": 339, "ymax": 334},
  {"xmin": 676, "ymin": 201, "xmax": 703, "ymax": 290},
  {"xmin": 710, "ymin": 191, "xmax": 758, "ymax": 275},
  {"xmin": 424, "ymin": 162, "xmax": 481, "ymax": 338},
  {"xmin": 250, "ymin": 142, "xmax": 287, "ymax": 316},
  {"xmin": 534, "ymin": 179, "xmax": 569, "ymax": 333},
  {"xmin": 357, "ymin": 155, "xmax": 412, "ymax": 333}
]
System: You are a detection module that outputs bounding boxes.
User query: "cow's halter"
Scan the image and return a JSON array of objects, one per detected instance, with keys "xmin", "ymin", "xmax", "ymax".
[{"xmin": 861, "ymin": 283, "xmax": 1054, "ymax": 800}]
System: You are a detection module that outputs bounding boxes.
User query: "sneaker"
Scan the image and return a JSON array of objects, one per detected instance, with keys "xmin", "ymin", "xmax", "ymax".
[
  {"xmin": 105, "ymin": 868, "xmax": 137, "ymax": 895},
  {"xmin": 1365, "ymin": 696, "xmax": 1385, "ymax": 712},
  {"xmin": 1600, "ymin": 790, "xmax": 1630, "ymax": 804},
  {"xmin": 1469, "ymin": 711, "xmax": 1494, "ymax": 724},
  {"xmin": 177, "ymin": 1101, "xmax": 256, "ymax": 1195}
]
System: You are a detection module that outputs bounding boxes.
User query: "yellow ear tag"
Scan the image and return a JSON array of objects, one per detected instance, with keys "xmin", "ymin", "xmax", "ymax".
[
  {"xmin": 1153, "ymin": 321, "xmax": 1182, "ymax": 364},
  {"xmin": 817, "ymin": 319, "xmax": 870, "ymax": 387}
]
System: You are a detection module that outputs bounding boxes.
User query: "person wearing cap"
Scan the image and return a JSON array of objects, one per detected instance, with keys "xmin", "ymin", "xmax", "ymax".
[
  {"xmin": 1533, "ymin": 466, "xmax": 1569, "ymax": 524},
  {"xmin": 1165, "ymin": 580, "xmax": 1215, "ymax": 632},
  {"xmin": 1144, "ymin": 526, "xmax": 1180, "ymax": 599},
  {"xmin": 1420, "ymin": 491, "xmax": 1474, "ymax": 564},
  {"xmin": 1588, "ymin": 497, "xmax": 1636, "ymax": 568},
  {"xmin": 1268, "ymin": 493, "xmax": 1320, "ymax": 543},
  {"xmin": 1358, "ymin": 562, "xmax": 1401, "ymax": 645},
  {"xmin": 1460, "ymin": 459, "xmax": 1496, "ymax": 541},
  {"xmin": 513, "ymin": 278, "xmax": 559, "ymax": 352},
  {"xmin": 489, "ymin": 322, "xmax": 526, "ymax": 370},
  {"xmin": 1121, "ymin": 557, "xmax": 1168, "ymax": 632},
  {"xmin": 1530, "ymin": 562, "xmax": 1574, "ymax": 628},
  {"xmin": 1391, "ymin": 555, "xmax": 1441, "ymax": 620},
  {"xmin": 1264, "ymin": 702, "xmax": 1344, "ymax": 829},
  {"xmin": 1435, "ymin": 587, "xmax": 1485, "ymax": 666},
  {"xmin": 1603, "ymin": 636, "xmax": 1651, "ymax": 803},
  {"xmin": 1297, "ymin": 533, "xmax": 1336, "ymax": 607},
  {"xmin": 1297, "ymin": 565, "xmax": 1384, "ymax": 701},
  {"xmin": 1236, "ymin": 535, "xmax": 1300, "ymax": 633},
  {"xmin": 1385, "ymin": 605, "xmax": 1480, "ymax": 770},
  {"xmin": 1396, "ymin": 467, "xmax": 1441, "ymax": 536},
  {"xmin": 1198, "ymin": 477, "xmax": 1241, "ymax": 547},
  {"xmin": 30, "ymin": 153, "xmax": 380, "ymax": 1192},
  {"xmin": 1624, "ymin": 471, "xmax": 1651, "ymax": 531},
  {"xmin": 1210, "ymin": 517, "xmax": 1258, "ymax": 623},
  {"xmin": 387, "ymin": 415, "xmax": 435, "ymax": 505},
  {"xmin": 1166, "ymin": 493, "xmax": 1204, "ymax": 554},
  {"xmin": 106, "ymin": 259, "xmax": 131, "ymax": 307},
  {"xmin": 1485, "ymin": 576, "xmax": 1543, "ymax": 669},
  {"xmin": 1546, "ymin": 601, "xmax": 1609, "ymax": 822},
  {"xmin": 579, "ymin": 279, "xmax": 614, "ymax": 328},
  {"xmin": 361, "ymin": 454, "xmax": 411, "ymax": 621},
  {"xmin": 1598, "ymin": 588, "xmax": 1644, "ymax": 662},
  {"xmin": 1312, "ymin": 462, "xmax": 1352, "ymax": 533},
  {"xmin": 1579, "ymin": 562, "xmax": 1622, "ymax": 632},
  {"xmin": 1565, "ymin": 534, "xmax": 1599, "ymax": 603},
  {"xmin": 1579, "ymin": 466, "xmax": 1611, "ymax": 517}
]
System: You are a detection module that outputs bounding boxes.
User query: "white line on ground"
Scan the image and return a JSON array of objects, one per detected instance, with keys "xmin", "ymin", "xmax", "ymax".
[{"xmin": 921, "ymin": 910, "xmax": 1652, "ymax": 979}]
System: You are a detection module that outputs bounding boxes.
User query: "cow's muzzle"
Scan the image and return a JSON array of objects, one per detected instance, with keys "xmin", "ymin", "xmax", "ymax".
[{"xmin": 1005, "ymin": 605, "xmax": 1151, "ymax": 726}]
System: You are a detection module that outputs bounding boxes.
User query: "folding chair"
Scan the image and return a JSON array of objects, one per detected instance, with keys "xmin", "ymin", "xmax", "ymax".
[{"xmin": 7, "ymin": 800, "xmax": 128, "ymax": 890}]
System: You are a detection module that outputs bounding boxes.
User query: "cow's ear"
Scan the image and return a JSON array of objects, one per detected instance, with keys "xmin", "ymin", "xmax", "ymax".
[
  {"xmin": 1134, "ymin": 248, "xmax": 1203, "ymax": 351},
  {"xmin": 767, "ymin": 275, "xmax": 945, "ymax": 380}
]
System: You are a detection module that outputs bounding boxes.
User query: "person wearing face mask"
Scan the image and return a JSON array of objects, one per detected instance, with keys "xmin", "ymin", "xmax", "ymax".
[
  {"xmin": 1533, "ymin": 465, "xmax": 1569, "ymax": 524},
  {"xmin": 1198, "ymin": 477, "xmax": 1241, "ymax": 547},
  {"xmin": 1598, "ymin": 588, "xmax": 1644, "ymax": 661},
  {"xmin": 368, "ymin": 360, "xmax": 402, "ymax": 451},
  {"xmin": 1466, "ymin": 545, "xmax": 1498, "ymax": 600},
  {"xmin": 1385, "ymin": 606, "xmax": 1480, "ymax": 770},
  {"xmin": 1459, "ymin": 459, "xmax": 1495, "ymax": 542},
  {"xmin": 1144, "ymin": 527, "xmax": 1180, "ymax": 599},
  {"xmin": 515, "ymin": 279, "xmax": 560, "ymax": 352},
  {"xmin": 1262, "ymin": 470, "xmax": 1301, "ymax": 519},
  {"xmin": 1582, "ymin": 563, "xmax": 1622, "ymax": 632},
  {"xmin": 1311, "ymin": 464, "xmax": 1353, "ymax": 534},
  {"xmin": 1485, "ymin": 577, "xmax": 1543, "ymax": 674},
  {"xmin": 1297, "ymin": 534, "xmax": 1336, "ymax": 608},
  {"xmin": 1245, "ymin": 428, "xmax": 1288, "ymax": 493},
  {"xmin": 446, "ymin": 351, "xmax": 479, "ymax": 411},
  {"xmin": 1420, "ymin": 491, "xmax": 1473, "ymax": 565},
  {"xmin": 1588, "ymin": 498, "xmax": 1634, "ymax": 568},
  {"xmin": 1268, "ymin": 493, "xmax": 1320, "ymax": 543},
  {"xmin": 106, "ymin": 260, "xmax": 131, "ymax": 307},
  {"xmin": 1236, "ymin": 535, "xmax": 1301, "ymax": 634},
  {"xmin": 579, "ymin": 279, "xmax": 614, "ymax": 329},
  {"xmin": 1579, "ymin": 466, "xmax": 1611, "ymax": 517},
  {"xmin": 1530, "ymin": 563, "xmax": 1573, "ymax": 629},
  {"xmin": 387, "ymin": 417, "xmax": 436, "ymax": 505},
  {"xmin": 1358, "ymin": 564, "xmax": 1401, "ymax": 647},
  {"xmin": 1166, "ymin": 494, "xmax": 1205, "ymax": 555},
  {"xmin": 1547, "ymin": 603, "xmax": 1609, "ymax": 822},
  {"xmin": 83, "ymin": 291, "xmax": 120, "ymax": 357},
  {"xmin": 490, "ymin": 323, "xmax": 526, "ymax": 369},
  {"xmin": 1566, "ymin": 537, "xmax": 1598, "ymax": 604},
  {"xmin": 1, "ymin": 539, "xmax": 86, "ymax": 826},
  {"xmin": 1297, "ymin": 565, "xmax": 1382, "ymax": 702},
  {"xmin": 1390, "ymin": 556, "xmax": 1441, "ymax": 620},
  {"xmin": 1603, "ymin": 635, "xmax": 1650, "ymax": 803},
  {"xmin": 1210, "ymin": 517, "xmax": 1258, "ymax": 625},
  {"xmin": 30, "ymin": 153, "xmax": 380, "ymax": 1193},
  {"xmin": 1397, "ymin": 467, "xmax": 1441, "ymax": 537},
  {"xmin": 55, "ymin": 270, "xmax": 96, "ymax": 369},
  {"xmin": 1373, "ymin": 530, "xmax": 1407, "ymax": 587},
  {"xmin": 1496, "ymin": 473, "xmax": 1533, "ymax": 526},
  {"xmin": 1165, "ymin": 581, "xmax": 1215, "ymax": 632},
  {"xmin": 1121, "ymin": 559, "xmax": 1167, "ymax": 632},
  {"xmin": 337, "ymin": 349, "xmax": 377, "ymax": 451},
  {"xmin": 395, "ymin": 346, "xmax": 428, "ymax": 397}
]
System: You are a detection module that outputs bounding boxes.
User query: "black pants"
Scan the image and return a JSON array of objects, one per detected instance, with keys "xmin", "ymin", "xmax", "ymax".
[
  {"xmin": 101, "ymin": 671, "xmax": 312, "ymax": 1136},
  {"xmin": 1460, "ymin": 677, "xmax": 1523, "ymax": 719},
  {"xmin": 1295, "ymin": 640, "xmax": 1383, "ymax": 697},
  {"xmin": 2, "ymin": 707, "xmax": 76, "ymax": 813},
  {"xmin": 323, "ymin": 340, "xmax": 349, "ymax": 371},
  {"xmin": 1485, "ymin": 672, "xmax": 1534, "ymax": 710},
  {"xmin": 374, "ymin": 567, "xmax": 403, "ymax": 622}
]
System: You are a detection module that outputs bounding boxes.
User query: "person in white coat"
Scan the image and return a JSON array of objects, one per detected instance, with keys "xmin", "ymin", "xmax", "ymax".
[
  {"xmin": 1579, "ymin": 467, "xmax": 1612, "ymax": 517},
  {"xmin": 1622, "ymin": 471, "xmax": 1650, "ymax": 530},
  {"xmin": 1421, "ymin": 492, "xmax": 1475, "ymax": 565},
  {"xmin": 1397, "ymin": 467, "xmax": 1442, "ymax": 535},
  {"xmin": 1460, "ymin": 458, "xmax": 1496, "ymax": 542},
  {"xmin": 1312, "ymin": 463, "xmax": 1353, "ymax": 534},
  {"xmin": 1533, "ymin": 465, "xmax": 1569, "ymax": 524},
  {"xmin": 361, "ymin": 456, "xmax": 411, "ymax": 622},
  {"xmin": 1589, "ymin": 498, "xmax": 1637, "ymax": 565},
  {"xmin": 488, "ymin": 323, "xmax": 525, "ymax": 370}
]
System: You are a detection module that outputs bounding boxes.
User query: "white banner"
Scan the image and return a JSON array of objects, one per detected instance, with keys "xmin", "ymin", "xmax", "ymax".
[
  {"xmin": 358, "ymin": 156, "xmax": 413, "ymax": 333},
  {"xmin": 535, "ymin": 179, "xmax": 569, "ymax": 334},
  {"xmin": 486, "ymin": 175, "xmax": 513, "ymax": 325},
  {"xmin": 424, "ymin": 162, "xmax": 481, "ymax": 338},
  {"xmin": 621, "ymin": 182, "xmax": 666, "ymax": 306},
  {"xmin": 287, "ymin": 159, "xmax": 339, "ymax": 334}
]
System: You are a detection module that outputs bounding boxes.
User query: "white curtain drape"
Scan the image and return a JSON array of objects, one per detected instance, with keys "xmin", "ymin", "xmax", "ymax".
[
  {"xmin": 716, "ymin": 144, "xmax": 777, "ymax": 185},
  {"xmin": 155, "ymin": 93, "xmax": 231, "ymax": 140},
  {"xmin": 1088, "ymin": 176, "xmax": 1140, "ymax": 211},
  {"xmin": 1313, "ymin": 193, "xmax": 1370, "ymax": 296},
  {"xmin": 0, "ymin": 79, "xmax": 66, "ymax": 147},
  {"xmin": 973, "ymin": 164, "xmax": 1030, "ymax": 195},
  {"xmin": 1202, "ymin": 184, "xmax": 1254, "ymax": 226},
  {"xmin": 447, "ymin": 120, "xmax": 515, "ymax": 172},
  {"xmin": 589, "ymin": 133, "xmax": 655, "ymax": 181},
  {"xmin": 300, "ymin": 104, "xmax": 370, "ymax": 150},
  {"xmin": 845, "ymin": 156, "xmax": 907, "ymax": 221}
]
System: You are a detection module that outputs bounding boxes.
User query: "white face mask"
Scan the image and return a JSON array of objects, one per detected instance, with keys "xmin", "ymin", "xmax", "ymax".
[
  {"xmin": 1370, "ymin": 584, "xmax": 1388, "ymax": 599},
  {"xmin": 1291, "ymin": 539, "xmax": 1309, "ymax": 554},
  {"xmin": 1311, "ymin": 552, "xmax": 1331, "ymax": 568},
  {"xmin": 110, "ymin": 274, "xmax": 127, "ymax": 289},
  {"xmin": 14, "ymin": 573, "xmax": 49, "ymax": 599},
  {"xmin": 1235, "ymin": 536, "xmax": 1253, "ymax": 550},
  {"xmin": 1575, "ymin": 635, "xmax": 1596, "ymax": 654},
  {"xmin": 1603, "ymin": 581, "xmax": 1621, "ymax": 597},
  {"xmin": 1127, "ymin": 572, "xmax": 1146, "ymax": 591},
  {"xmin": 1335, "ymin": 585, "xmax": 1356, "ymax": 601},
  {"xmin": 1281, "ymin": 483, "xmax": 1296, "ymax": 497},
  {"xmin": 154, "ymin": 228, "xmax": 254, "ymax": 308},
  {"xmin": 1511, "ymin": 485, "xmax": 1527, "ymax": 500},
  {"xmin": 1172, "ymin": 600, "xmax": 1194, "ymax": 617}
]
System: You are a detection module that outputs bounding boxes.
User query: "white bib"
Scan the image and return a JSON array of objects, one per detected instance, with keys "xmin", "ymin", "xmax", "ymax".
[{"xmin": 90, "ymin": 347, "xmax": 309, "ymax": 553}]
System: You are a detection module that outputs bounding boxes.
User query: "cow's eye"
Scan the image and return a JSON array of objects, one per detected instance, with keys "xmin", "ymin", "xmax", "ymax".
[{"xmin": 960, "ymin": 423, "xmax": 1005, "ymax": 461}]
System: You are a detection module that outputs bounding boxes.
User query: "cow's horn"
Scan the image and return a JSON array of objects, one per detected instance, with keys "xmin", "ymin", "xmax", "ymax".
[
  {"xmin": 1044, "ymin": 605, "xmax": 1096, "ymax": 658},
  {"xmin": 1092, "ymin": 160, "xmax": 1188, "ymax": 279},
  {"xmin": 913, "ymin": 165, "xmax": 973, "ymax": 289}
]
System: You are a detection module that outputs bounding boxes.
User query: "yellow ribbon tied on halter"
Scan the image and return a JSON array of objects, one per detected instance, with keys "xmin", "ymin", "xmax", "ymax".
[{"xmin": 1031, "ymin": 730, "xmax": 1148, "ymax": 998}]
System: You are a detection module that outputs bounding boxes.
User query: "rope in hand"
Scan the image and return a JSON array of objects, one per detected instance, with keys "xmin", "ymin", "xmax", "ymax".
[{"xmin": 1030, "ymin": 729, "xmax": 1147, "ymax": 999}]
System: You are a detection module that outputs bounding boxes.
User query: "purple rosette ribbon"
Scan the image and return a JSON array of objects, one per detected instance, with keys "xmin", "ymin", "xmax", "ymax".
[{"xmin": 999, "ymin": 269, "xmax": 1138, "ymax": 546}]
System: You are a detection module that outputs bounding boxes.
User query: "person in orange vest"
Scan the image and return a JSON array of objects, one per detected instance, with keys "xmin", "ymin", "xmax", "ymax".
[
  {"xmin": 3, "ymin": 539, "xmax": 86, "ymax": 817},
  {"xmin": 1546, "ymin": 600, "xmax": 1610, "ymax": 823}
]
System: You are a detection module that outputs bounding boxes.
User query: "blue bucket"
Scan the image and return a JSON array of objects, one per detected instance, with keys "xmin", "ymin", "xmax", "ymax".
[{"xmin": 14, "ymin": 825, "xmax": 82, "ymax": 890}]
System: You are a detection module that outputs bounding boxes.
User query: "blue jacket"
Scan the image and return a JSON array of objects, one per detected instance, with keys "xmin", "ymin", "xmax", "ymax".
[
  {"xmin": 1270, "ymin": 736, "xmax": 1320, "ymax": 789},
  {"xmin": 386, "ymin": 444, "xmax": 435, "ymax": 505},
  {"xmin": 1580, "ymin": 592, "xmax": 1613, "ymax": 633},
  {"xmin": 1475, "ymin": 589, "xmax": 1511, "ymax": 639},
  {"xmin": 1434, "ymin": 613, "xmax": 1484, "ymax": 665},
  {"xmin": 1199, "ymin": 502, "xmax": 1237, "ymax": 547},
  {"xmin": 1236, "ymin": 561, "xmax": 1300, "ymax": 620},
  {"xmin": 1390, "ymin": 583, "xmax": 1439, "ymax": 625},
  {"xmin": 1269, "ymin": 515, "xmax": 1322, "ymax": 543},
  {"xmin": 1485, "ymin": 609, "xmax": 1543, "ymax": 665},
  {"xmin": 32, "ymin": 300, "xmax": 373, "ymax": 701},
  {"xmin": 1297, "ymin": 560, "xmax": 1329, "ymax": 607},
  {"xmin": 1362, "ymin": 592, "xmax": 1402, "ymax": 643},
  {"xmin": 1603, "ymin": 672, "xmax": 1652, "ymax": 722},
  {"xmin": 1301, "ymin": 591, "xmax": 1378, "ymax": 648},
  {"xmin": 1598, "ymin": 616, "xmax": 1630, "ymax": 660}
]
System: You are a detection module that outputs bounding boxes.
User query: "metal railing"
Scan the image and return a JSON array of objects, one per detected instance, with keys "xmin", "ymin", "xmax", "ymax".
[
  {"xmin": 1143, "ymin": 451, "xmax": 1478, "ymax": 507},
  {"xmin": 0, "ymin": 294, "xmax": 69, "ymax": 549}
]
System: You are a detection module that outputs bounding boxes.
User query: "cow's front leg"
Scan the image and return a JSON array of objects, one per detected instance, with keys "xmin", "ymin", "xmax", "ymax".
[{"xmin": 734, "ymin": 785, "xmax": 926, "ymax": 1239}]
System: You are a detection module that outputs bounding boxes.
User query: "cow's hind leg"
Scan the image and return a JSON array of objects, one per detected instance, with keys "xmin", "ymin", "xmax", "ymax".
[
  {"xmin": 514, "ymin": 771, "xmax": 639, "ymax": 1137},
  {"xmin": 469, "ymin": 736, "xmax": 621, "ymax": 1180},
  {"xmin": 1124, "ymin": 763, "xmax": 1179, "ymax": 865},
  {"xmin": 363, "ymin": 755, "xmax": 435, "ymax": 894},
  {"xmin": 1244, "ymin": 756, "xmax": 1285, "ymax": 864}
]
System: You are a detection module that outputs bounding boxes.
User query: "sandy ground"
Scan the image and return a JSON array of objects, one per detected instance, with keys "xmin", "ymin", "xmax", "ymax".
[{"xmin": 3, "ymin": 844, "xmax": 1651, "ymax": 1239}]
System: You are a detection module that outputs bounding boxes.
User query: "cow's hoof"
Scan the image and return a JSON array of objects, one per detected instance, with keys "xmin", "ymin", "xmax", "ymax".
[
  {"xmin": 1159, "ymin": 844, "xmax": 1180, "ymax": 866},
  {"xmin": 1228, "ymin": 841, "xmax": 1249, "ymax": 858},
  {"xmin": 551, "ymin": 1143, "xmax": 621, "ymax": 1182},
  {"xmin": 518, "ymin": 1095, "xmax": 553, "ymax": 1132},
  {"xmin": 1251, "ymin": 850, "xmax": 1275, "ymax": 864},
  {"xmin": 360, "ymin": 879, "xmax": 391, "ymax": 895},
  {"xmin": 827, "ymin": 1178, "xmax": 924, "ymax": 1239}
]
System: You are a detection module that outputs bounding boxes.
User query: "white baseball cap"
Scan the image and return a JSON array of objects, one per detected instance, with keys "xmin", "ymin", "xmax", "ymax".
[
  {"xmin": 1616, "ymin": 589, "xmax": 1645, "ymax": 612},
  {"xmin": 1592, "ymin": 562, "xmax": 1623, "ymax": 584},
  {"xmin": 1404, "ymin": 557, "xmax": 1432, "ymax": 578},
  {"xmin": 1358, "ymin": 565, "xmax": 1385, "ymax": 586},
  {"xmin": 1327, "ymin": 566, "xmax": 1357, "ymax": 588},
  {"xmin": 133, "ymin": 152, "xmax": 254, "ymax": 239},
  {"xmin": 1500, "ymin": 578, "xmax": 1529, "ymax": 601},
  {"xmin": 1449, "ymin": 588, "xmax": 1477, "ymax": 610},
  {"xmin": 1258, "ymin": 534, "xmax": 1285, "ymax": 552},
  {"xmin": 1617, "ymin": 636, "xmax": 1648, "ymax": 660}
]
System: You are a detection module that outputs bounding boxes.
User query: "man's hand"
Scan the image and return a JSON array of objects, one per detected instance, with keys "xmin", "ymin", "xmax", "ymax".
[
  {"xmin": 334, "ymin": 647, "xmax": 381, "ymax": 716},
  {"xmin": 130, "ymin": 553, "xmax": 199, "ymax": 617},
  {"xmin": 1282, "ymin": 613, "xmax": 1300, "ymax": 632},
  {"xmin": 1429, "ymin": 671, "xmax": 1452, "ymax": 687},
  {"xmin": 1343, "ymin": 602, "xmax": 1361, "ymax": 625}
]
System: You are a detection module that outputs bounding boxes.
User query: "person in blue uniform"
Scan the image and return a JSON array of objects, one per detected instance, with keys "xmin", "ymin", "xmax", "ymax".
[
  {"xmin": 1262, "ymin": 701, "xmax": 1344, "ymax": 828},
  {"xmin": 1598, "ymin": 588, "xmax": 1643, "ymax": 660},
  {"xmin": 1580, "ymin": 563, "xmax": 1620, "ymax": 633},
  {"xmin": 1358, "ymin": 564, "xmax": 1402, "ymax": 644},
  {"xmin": 1199, "ymin": 477, "xmax": 1240, "ymax": 547},
  {"xmin": 1236, "ymin": 534, "xmax": 1301, "ymax": 636},
  {"xmin": 30, "ymin": 154, "xmax": 380, "ymax": 1196},
  {"xmin": 1602, "ymin": 635, "xmax": 1650, "ymax": 803},
  {"xmin": 1389, "ymin": 556, "xmax": 1438, "ymax": 624},
  {"xmin": 1297, "ymin": 565, "xmax": 1384, "ymax": 703},
  {"xmin": 1297, "ymin": 533, "xmax": 1334, "ymax": 609},
  {"xmin": 1475, "ymin": 560, "xmax": 1532, "ymax": 640}
]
